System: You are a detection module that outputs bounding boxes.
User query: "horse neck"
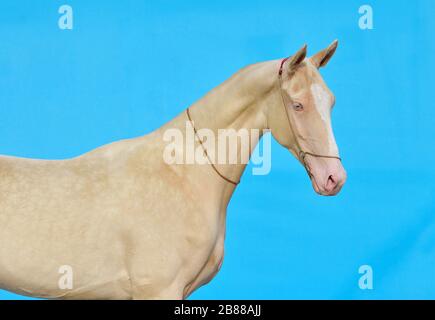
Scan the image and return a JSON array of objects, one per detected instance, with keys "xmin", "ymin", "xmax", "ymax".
[
  {"xmin": 184, "ymin": 60, "xmax": 280, "ymax": 201},
  {"xmin": 189, "ymin": 60, "xmax": 278, "ymax": 132}
]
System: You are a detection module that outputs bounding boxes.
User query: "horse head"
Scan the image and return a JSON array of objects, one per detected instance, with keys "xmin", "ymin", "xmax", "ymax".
[{"xmin": 268, "ymin": 41, "xmax": 347, "ymax": 196}]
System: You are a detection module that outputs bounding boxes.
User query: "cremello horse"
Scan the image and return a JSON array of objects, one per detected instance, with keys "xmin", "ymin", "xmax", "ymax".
[{"xmin": 0, "ymin": 41, "xmax": 346, "ymax": 299}]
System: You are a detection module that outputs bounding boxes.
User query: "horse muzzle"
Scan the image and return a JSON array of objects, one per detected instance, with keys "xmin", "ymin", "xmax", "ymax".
[{"xmin": 304, "ymin": 155, "xmax": 347, "ymax": 196}]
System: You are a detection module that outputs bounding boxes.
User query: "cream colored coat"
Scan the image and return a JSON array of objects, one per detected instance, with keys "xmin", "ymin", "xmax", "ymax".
[{"xmin": 0, "ymin": 42, "xmax": 345, "ymax": 299}]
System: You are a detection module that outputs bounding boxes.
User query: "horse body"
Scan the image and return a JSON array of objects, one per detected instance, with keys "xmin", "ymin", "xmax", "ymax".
[
  {"xmin": 0, "ymin": 42, "xmax": 346, "ymax": 299},
  {"xmin": 0, "ymin": 127, "xmax": 228, "ymax": 299}
]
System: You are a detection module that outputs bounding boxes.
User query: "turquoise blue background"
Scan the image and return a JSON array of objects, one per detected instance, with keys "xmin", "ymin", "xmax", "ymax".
[{"xmin": 1, "ymin": 0, "xmax": 434, "ymax": 299}]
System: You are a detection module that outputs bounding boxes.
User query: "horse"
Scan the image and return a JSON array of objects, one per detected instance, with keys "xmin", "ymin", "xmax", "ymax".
[{"xmin": 0, "ymin": 41, "xmax": 346, "ymax": 299}]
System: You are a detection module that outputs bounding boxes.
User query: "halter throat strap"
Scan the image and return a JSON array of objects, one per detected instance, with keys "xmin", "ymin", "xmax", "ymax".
[{"xmin": 186, "ymin": 107, "xmax": 240, "ymax": 186}]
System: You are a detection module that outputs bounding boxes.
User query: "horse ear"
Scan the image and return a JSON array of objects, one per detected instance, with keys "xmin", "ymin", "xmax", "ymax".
[
  {"xmin": 310, "ymin": 40, "xmax": 338, "ymax": 68},
  {"xmin": 287, "ymin": 44, "xmax": 307, "ymax": 72}
]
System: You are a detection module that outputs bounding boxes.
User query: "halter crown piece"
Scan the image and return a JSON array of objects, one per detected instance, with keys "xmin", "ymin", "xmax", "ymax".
[{"xmin": 186, "ymin": 57, "xmax": 342, "ymax": 186}]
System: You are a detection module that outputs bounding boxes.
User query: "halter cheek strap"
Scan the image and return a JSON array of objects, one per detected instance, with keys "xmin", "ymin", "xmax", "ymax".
[{"xmin": 277, "ymin": 58, "xmax": 342, "ymax": 172}]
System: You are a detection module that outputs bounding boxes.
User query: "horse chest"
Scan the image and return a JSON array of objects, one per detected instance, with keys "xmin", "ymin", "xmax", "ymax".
[
  {"xmin": 184, "ymin": 213, "xmax": 226, "ymax": 296},
  {"xmin": 184, "ymin": 239, "xmax": 224, "ymax": 298}
]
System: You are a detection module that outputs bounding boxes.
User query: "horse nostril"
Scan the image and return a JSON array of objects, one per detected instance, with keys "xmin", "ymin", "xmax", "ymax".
[{"xmin": 325, "ymin": 175, "xmax": 337, "ymax": 191}]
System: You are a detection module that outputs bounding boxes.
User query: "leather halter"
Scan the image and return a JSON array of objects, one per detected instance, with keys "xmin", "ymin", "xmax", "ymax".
[
  {"xmin": 185, "ymin": 57, "xmax": 341, "ymax": 186},
  {"xmin": 277, "ymin": 57, "xmax": 341, "ymax": 174}
]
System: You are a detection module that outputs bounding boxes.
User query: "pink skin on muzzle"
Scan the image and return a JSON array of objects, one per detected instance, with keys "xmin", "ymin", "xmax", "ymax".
[{"xmin": 304, "ymin": 156, "xmax": 347, "ymax": 196}]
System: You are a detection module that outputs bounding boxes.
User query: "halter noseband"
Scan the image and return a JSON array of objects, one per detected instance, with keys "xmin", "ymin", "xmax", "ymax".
[{"xmin": 278, "ymin": 58, "xmax": 342, "ymax": 173}]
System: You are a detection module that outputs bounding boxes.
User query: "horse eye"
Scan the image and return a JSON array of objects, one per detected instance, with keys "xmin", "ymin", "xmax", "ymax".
[{"xmin": 293, "ymin": 103, "xmax": 304, "ymax": 112}]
